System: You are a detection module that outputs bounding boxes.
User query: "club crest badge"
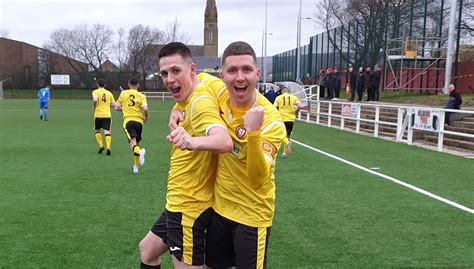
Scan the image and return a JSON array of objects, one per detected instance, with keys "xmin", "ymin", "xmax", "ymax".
[{"xmin": 236, "ymin": 126, "xmax": 247, "ymax": 140}]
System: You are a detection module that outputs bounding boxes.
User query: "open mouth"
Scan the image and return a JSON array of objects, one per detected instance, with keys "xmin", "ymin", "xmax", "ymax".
[
  {"xmin": 170, "ymin": 86, "xmax": 181, "ymax": 94},
  {"xmin": 234, "ymin": 86, "xmax": 247, "ymax": 92}
]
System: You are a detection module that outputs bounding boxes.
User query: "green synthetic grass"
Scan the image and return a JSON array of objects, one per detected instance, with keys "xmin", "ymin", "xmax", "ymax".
[{"xmin": 1, "ymin": 99, "xmax": 473, "ymax": 268}]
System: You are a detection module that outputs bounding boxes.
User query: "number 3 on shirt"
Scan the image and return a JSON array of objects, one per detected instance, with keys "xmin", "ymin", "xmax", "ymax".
[{"xmin": 128, "ymin": 95, "xmax": 136, "ymax": 107}]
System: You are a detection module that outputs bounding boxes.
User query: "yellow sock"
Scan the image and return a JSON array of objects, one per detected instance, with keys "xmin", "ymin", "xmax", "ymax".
[
  {"xmin": 95, "ymin": 133, "xmax": 103, "ymax": 148},
  {"xmin": 105, "ymin": 135, "xmax": 112, "ymax": 150},
  {"xmin": 283, "ymin": 143, "xmax": 288, "ymax": 155},
  {"xmin": 133, "ymin": 145, "xmax": 140, "ymax": 167}
]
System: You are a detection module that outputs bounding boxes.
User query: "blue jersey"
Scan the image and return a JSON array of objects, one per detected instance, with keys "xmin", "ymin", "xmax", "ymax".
[{"xmin": 38, "ymin": 88, "xmax": 50, "ymax": 102}]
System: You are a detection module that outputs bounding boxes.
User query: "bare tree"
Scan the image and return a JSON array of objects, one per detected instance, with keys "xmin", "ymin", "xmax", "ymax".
[
  {"xmin": 115, "ymin": 28, "xmax": 129, "ymax": 71},
  {"xmin": 0, "ymin": 28, "xmax": 9, "ymax": 38},
  {"xmin": 127, "ymin": 24, "xmax": 164, "ymax": 86},
  {"xmin": 164, "ymin": 18, "xmax": 192, "ymax": 43},
  {"xmin": 460, "ymin": 0, "xmax": 474, "ymax": 39},
  {"xmin": 48, "ymin": 24, "xmax": 114, "ymax": 74},
  {"xmin": 315, "ymin": 0, "xmax": 431, "ymax": 68}
]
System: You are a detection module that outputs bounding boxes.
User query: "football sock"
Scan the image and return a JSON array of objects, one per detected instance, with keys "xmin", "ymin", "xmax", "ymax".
[
  {"xmin": 283, "ymin": 142, "xmax": 288, "ymax": 155},
  {"xmin": 95, "ymin": 132, "xmax": 104, "ymax": 149},
  {"xmin": 140, "ymin": 262, "xmax": 160, "ymax": 269},
  {"xmin": 39, "ymin": 110, "xmax": 43, "ymax": 119},
  {"xmin": 105, "ymin": 134, "xmax": 111, "ymax": 150},
  {"xmin": 133, "ymin": 145, "xmax": 141, "ymax": 167},
  {"xmin": 44, "ymin": 111, "xmax": 48, "ymax": 120}
]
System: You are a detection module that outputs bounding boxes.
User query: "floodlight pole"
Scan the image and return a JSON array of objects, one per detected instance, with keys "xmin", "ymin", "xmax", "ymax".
[
  {"xmin": 296, "ymin": 0, "xmax": 302, "ymax": 81},
  {"xmin": 443, "ymin": 0, "xmax": 457, "ymax": 94},
  {"xmin": 263, "ymin": 0, "xmax": 268, "ymax": 83}
]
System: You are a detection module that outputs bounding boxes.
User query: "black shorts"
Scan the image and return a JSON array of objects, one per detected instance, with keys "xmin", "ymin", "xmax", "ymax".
[
  {"xmin": 205, "ymin": 211, "xmax": 271, "ymax": 269},
  {"xmin": 151, "ymin": 208, "xmax": 213, "ymax": 266},
  {"xmin": 94, "ymin": 117, "xmax": 111, "ymax": 131},
  {"xmin": 284, "ymin": 121, "xmax": 294, "ymax": 137},
  {"xmin": 124, "ymin": 121, "xmax": 143, "ymax": 142}
]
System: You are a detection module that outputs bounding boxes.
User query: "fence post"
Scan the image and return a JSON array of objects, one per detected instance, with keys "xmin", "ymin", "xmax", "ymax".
[
  {"xmin": 328, "ymin": 102, "xmax": 332, "ymax": 127},
  {"xmin": 374, "ymin": 106, "xmax": 380, "ymax": 138},
  {"xmin": 316, "ymin": 100, "xmax": 320, "ymax": 124},
  {"xmin": 438, "ymin": 109, "xmax": 445, "ymax": 152},
  {"xmin": 396, "ymin": 107, "xmax": 403, "ymax": 141},
  {"xmin": 356, "ymin": 104, "xmax": 361, "ymax": 133},
  {"xmin": 408, "ymin": 109, "xmax": 413, "ymax": 145},
  {"xmin": 340, "ymin": 105, "xmax": 345, "ymax": 130}
]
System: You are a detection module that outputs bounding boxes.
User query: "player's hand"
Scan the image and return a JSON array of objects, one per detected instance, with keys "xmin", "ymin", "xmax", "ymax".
[
  {"xmin": 166, "ymin": 127, "xmax": 195, "ymax": 150},
  {"xmin": 169, "ymin": 108, "xmax": 185, "ymax": 131},
  {"xmin": 244, "ymin": 106, "xmax": 264, "ymax": 132}
]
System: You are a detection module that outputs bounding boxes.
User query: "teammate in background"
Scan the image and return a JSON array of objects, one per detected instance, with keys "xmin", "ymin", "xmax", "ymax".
[
  {"xmin": 92, "ymin": 79, "xmax": 115, "ymax": 155},
  {"xmin": 274, "ymin": 86, "xmax": 303, "ymax": 157},
  {"xmin": 38, "ymin": 85, "xmax": 51, "ymax": 121},
  {"xmin": 115, "ymin": 78, "xmax": 148, "ymax": 174},
  {"xmin": 138, "ymin": 42, "xmax": 232, "ymax": 269},
  {"xmin": 205, "ymin": 41, "xmax": 286, "ymax": 269}
]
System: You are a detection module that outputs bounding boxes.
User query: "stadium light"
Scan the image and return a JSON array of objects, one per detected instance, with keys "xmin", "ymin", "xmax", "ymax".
[
  {"xmin": 444, "ymin": 0, "xmax": 457, "ymax": 94},
  {"xmin": 261, "ymin": 31, "xmax": 273, "ymax": 82},
  {"xmin": 263, "ymin": 0, "xmax": 268, "ymax": 83},
  {"xmin": 296, "ymin": 0, "xmax": 312, "ymax": 82}
]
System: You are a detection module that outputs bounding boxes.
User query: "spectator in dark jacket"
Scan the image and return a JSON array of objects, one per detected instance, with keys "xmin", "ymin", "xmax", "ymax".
[
  {"xmin": 325, "ymin": 67, "xmax": 335, "ymax": 100},
  {"xmin": 373, "ymin": 65, "xmax": 382, "ymax": 101},
  {"xmin": 445, "ymin": 84, "xmax": 462, "ymax": 125},
  {"xmin": 356, "ymin": 67, "xmax": 365, "ymax": 101},
  {"xmin": 348, "ymin": 66, "xmax": 358, "ymax": 101},
  {"xmin": 333, "ymin": 68, "xmax": 342, "ymax": 99}
]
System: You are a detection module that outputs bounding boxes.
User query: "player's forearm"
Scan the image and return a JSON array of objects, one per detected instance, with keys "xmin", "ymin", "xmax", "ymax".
[
  {"xmin": 191, "ymin": 131, "xmax": 232, "ymax": 153},
  {"xmin": 247, "ymin": 131, "xmax": 271, "ymax": 188},
  {"xmin": 114, "ymin": 104, "xmax": 122, "ymax": 111}
]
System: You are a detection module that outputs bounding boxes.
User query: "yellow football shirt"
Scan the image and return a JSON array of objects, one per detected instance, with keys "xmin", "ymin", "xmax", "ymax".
[
  {"xmin": 274, "ymin": 93, "xmax": 299, "ymax": 122},
  {"xmin": 116, "ymin": 89, "xmax": 147, "ymax": 126},
  {"xmin": 166, "ymin": 84, "xmax": 227, "ymax": 213},
  {"xmin": 214, "ymin": 92, "xmax": 287, "ymax": 227},
  {"xmin": 92, "ymin": 88, "xmax": 115, "ymax": 118}
]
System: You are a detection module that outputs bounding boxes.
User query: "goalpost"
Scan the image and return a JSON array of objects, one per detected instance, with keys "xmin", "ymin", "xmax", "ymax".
[{"xmin": 0, "ymin": 77, "xmax": 12, "ymax": 100}]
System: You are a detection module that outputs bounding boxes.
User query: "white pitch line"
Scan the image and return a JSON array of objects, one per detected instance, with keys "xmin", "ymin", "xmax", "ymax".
[{"xmin": 292, "ymin": 139, "xmax": 474, "ymax": 215}]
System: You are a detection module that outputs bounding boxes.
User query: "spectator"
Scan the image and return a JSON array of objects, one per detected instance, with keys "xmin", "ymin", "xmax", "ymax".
[
  {"xmin": 373, "ymin": 65, "xmax": 382, "ymax": 101},
  {"xmin": 348, "ymin": 66, "xmax": 357, "ymax": 101},
  {"xmin": 445, "ymin": 84, "xmax": 462, "ymax": 126},
  {"xmin": 325, "ymin": 67, "xmax": 335, "ymax": 100},
  {"xmin": 333, "ymin": 68, "xmax": 341, "ymax": 99},
  {"xmin": 364, "ymin": 67, "xmax": 372, "ymax": 101},
  {"xmin": 318, "ymin": 69, "xmax": 326, "ymax": 99},
  {"xmin": 356, "ymin": 67, "xmax": 365, "ymax": 101},
  {"xmin": 304, "ymin": 73, "xmax": 313, "ymax": 85}
]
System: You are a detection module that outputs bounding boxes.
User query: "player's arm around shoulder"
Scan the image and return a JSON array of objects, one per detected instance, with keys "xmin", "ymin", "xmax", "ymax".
[{"xmin": 167, "ymin": 93, "xmax": 232, "ymax": 153}]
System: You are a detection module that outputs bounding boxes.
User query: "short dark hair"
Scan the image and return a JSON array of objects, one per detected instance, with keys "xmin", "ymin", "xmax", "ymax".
[
  {"xmin": 129, "ymin": 78, "xmax": 139, "ymax": 86},
  {"xmin": 158, "ymin": 42, "xmax": 193, "ymax": 62},
  {"xmin": 222, "ymin": 41, "xmax": 257, "ymax": 65},
  {"xmin": 97, "ymin": 79, "xmax": 106, "ymax": 87}
]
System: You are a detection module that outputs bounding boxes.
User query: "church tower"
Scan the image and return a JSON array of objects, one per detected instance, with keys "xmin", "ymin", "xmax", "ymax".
[{"xmin": 203, "ymin": 0, "xmax": 218, "ymax": 57}]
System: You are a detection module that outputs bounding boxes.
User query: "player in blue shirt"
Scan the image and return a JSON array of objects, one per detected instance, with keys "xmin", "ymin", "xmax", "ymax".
[{"xmin": 38, "ymin": 85, "xmax": 51, "ymax": 121}]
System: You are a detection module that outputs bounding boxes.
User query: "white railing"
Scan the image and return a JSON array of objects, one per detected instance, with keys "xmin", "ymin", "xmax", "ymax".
[
  {"xmin": 143, "ymin": 91, "xmax": 174, "ymax": 100},
  {"xmin": 297, "ymin": 85, "xmax": 474, "ymax": 154}
]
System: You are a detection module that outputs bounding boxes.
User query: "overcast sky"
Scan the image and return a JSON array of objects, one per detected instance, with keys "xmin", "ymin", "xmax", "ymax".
[{"xmin": 0, "ymin": 0, "xmax": 323, "ymax": 58}]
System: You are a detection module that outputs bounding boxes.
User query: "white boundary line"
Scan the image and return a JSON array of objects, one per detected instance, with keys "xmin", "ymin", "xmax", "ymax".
[{"xmin": 292, "ymin": 139, "xmax": 474, "ymax": 215}]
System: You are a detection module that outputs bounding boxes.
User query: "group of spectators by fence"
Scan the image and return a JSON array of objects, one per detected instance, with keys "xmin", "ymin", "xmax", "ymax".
[{"xmin": 301, "ymin": 65, "xmax": 382, "ymax": 102}]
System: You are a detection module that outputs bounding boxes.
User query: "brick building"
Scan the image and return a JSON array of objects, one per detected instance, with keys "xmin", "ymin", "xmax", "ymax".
[{"xmin": 0, "ymin": 37, "xmax": 87, "ymax": 89}]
